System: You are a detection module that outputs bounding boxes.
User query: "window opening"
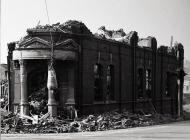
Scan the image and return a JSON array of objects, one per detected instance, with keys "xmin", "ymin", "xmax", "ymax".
[
  {"xmin": 106, "ymin": 65, "xmax": 114, "ymax": 101},
  {"xmin": 165, "ymin": 72, "xmax": 170, "ymax": 97},
  {"xmin": 145, "ymin": 69, "xmax": 152, "ymax": 98},
  {"xmin": 94, "ymin": 63, "xmax": 103, "ymax": 101},
  {"xmin": 137, "ymin": 68, "xmax": 143, "ymax": 98}
]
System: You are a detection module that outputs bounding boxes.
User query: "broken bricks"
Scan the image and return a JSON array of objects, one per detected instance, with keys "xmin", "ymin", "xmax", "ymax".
[{"xmin": 1, "ymin": 110, "xmax": 180, "ymax": 134}]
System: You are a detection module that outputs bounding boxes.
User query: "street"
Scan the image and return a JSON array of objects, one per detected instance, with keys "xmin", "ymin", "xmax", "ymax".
[{"xmin": 1, "ymin": 120, "xmax": 190, "ymax": 140}]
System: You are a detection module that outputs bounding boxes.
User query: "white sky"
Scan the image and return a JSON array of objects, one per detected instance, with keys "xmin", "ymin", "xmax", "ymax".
[{"xmin": 1, "ymin": 0, "xmax": 190, "ymax": 63}]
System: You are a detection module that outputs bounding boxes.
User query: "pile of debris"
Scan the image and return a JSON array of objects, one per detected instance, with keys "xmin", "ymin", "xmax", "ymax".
[
  {"xmin": 95, "ymin": 26, "xmax": 137, "ymax": 44},
  {"xmin": 1, "ymin": 109, "xmax": 178, "ymax": 134},
  {"xmin": 95, "ymin": 26, "xmax": 126, "ymax": 39},
  {"xmin": 28, "ymin": 87, "xmax": 48, "ymax": 115},
  {"xmin": 26, "ymin": 20, "xmax": 93, "ymax": 35}
]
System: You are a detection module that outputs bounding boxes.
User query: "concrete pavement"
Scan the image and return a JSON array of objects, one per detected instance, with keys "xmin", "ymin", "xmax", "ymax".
[{"xmin": 1, "ymin": 121, "xmax": 190, "ymax": 140}]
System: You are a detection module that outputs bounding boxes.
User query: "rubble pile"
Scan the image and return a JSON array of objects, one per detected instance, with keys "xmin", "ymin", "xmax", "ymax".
[
  {"xmin": 1, "ymin": 109, "xmax": 178, "ymax": 134},
  {"xmin": 19, "ymin": 20, "xmax": 139, "ymax": 45},
  {"xmin": 26, "ymin": 20, "xmax": 93, "ymax": 35},
  {"xmin": 28, "ymin": 87, "xmax": 48, "ymax": 115},
  {"xmin": 95, "ymin": 26, "xmax": 126, "ymax": 39},
  {"xmin": 95, "ymin": 26, "xmax": 137, "ymax": 44}
]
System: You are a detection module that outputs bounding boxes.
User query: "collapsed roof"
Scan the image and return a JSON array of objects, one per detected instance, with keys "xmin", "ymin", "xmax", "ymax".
[{"xmin": 18, "ymin": 20, "xmax": 182, "ymax": 51}]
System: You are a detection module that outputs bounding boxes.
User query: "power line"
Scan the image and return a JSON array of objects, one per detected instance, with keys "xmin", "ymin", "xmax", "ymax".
[{"xmin": 44, "ymin": 0, "xmax": 54, "ymax": 68}]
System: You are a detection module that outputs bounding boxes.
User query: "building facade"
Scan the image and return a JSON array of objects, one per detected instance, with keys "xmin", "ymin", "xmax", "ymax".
[{"xmin": 7, "ymin": 21, "xmax": 185, "ymax": 117}]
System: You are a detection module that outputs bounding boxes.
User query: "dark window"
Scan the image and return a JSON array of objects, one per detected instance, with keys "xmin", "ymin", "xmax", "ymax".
[
  {"xmin": 165, "ymin": 72, "xmax": 170, "ymax": 97},
  {"xmin": 145, "ymin": 69, "xmax": 152, "ymax": 98},
  {"xmin": 176, "ymin": 51, "xmax": 180, "ymax": 60},
  {"xmin": 94, "ymin": 63, "xmax": 103, "ymax": 101},
  {"xmin": 137, "ymin": 68, "xmax": 143, "ymax": 98},
  {"xmin": 106, "ymin": 65, "xmax": 115, "ymax": 101}
]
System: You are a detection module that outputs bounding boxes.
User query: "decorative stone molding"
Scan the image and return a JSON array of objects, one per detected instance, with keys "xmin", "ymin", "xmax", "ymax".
[
  {"xmin": 54, "ymin": 39, "xmax": 78, "ymax": 51},
  {"xmin": 19, "ymin": 37, "xmax": 51, "ymax": 48},
  {"xmin": 13, "ymin": 50, "xmax": 77, "ymax": 61},
  {"xmin": 18, "ymin": 37, "xmax": 79, "ymax": 51},
  {"xmin": 13, "ymin": 38, "xmax": 79, "ymax": 61}
]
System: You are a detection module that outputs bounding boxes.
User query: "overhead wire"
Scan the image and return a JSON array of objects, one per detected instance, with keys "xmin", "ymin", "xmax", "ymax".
[
  {"xmin": 44, "ymin": 0, "xmax": 54, "ymax": 69},
  {"xmin": 44, "ymin": 0, "xmax": 58, "ymax": 90}
]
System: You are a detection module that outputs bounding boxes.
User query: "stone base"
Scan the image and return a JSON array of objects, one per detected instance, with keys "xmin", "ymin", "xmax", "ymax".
[
  {"xmin": 20, "ymin": 104, "xmax": 29, "ymax": 116},
  {"xmin": 48, "ymin": 104, "xmax": 58, "ymax": 117},
  {"xmin": 13, "ymin": 104, "xmax": 20, "ymax": 114},
  {"xmin": 65, "ymin": 98, "xmax": 75, "ymax": 106}
]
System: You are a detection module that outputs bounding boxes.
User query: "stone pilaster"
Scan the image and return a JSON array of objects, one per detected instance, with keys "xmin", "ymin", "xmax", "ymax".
[
  {"xmin": 66, "ymin": 67, "xmax": 75, "ymax": 106},
  {"xmin": 19, "ymin": 60, "xmax": 29, "ymax": 115}
]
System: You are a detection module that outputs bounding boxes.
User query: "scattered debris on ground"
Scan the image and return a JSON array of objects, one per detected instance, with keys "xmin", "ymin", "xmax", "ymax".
[
  {"xmin": 0, "ymin": 81, "xmax": 187, "ymax": 133},
  {"xmin": 183, "ymin": 104, "xmax": 190, "ymax": 120},
  {"xmin": 0, "ymin": 80, "xmax": 187, "ymax": 134},
  {"xmin": 1, "ymin": 108, "xmax": 182, "ymax": 134}
]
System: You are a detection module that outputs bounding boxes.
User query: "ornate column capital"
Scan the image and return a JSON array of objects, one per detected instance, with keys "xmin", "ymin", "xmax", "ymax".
[
  {"xmin": 19, "ymin": 59, "xmax": 27, "ymax": 67},
  {"xmin": 13, "ymin": 60, "xmax": 20, "ymax": 69}
]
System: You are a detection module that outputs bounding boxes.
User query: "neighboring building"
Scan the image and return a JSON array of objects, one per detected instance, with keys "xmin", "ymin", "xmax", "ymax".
[
  {"xmin": 0, "ymin": 64, "xmax": 8, "ymax": 81},
  {"xmin": 183, "ymin": 63, "xmax": 190, "ymax": 104},
  {"xmin": 0, "ymin": 64, "xmax": 8, "ymax": 109},
  {"xmin": 7, "ymin": 20, "xmax": 185, "ymax": 117},
  {"xmin": 184, "ymin": 60, "xmax": 190, "ymax": 94},
  {"xmin": 184, "ymin": 76, "xmax": 190, "ymax": 94}
]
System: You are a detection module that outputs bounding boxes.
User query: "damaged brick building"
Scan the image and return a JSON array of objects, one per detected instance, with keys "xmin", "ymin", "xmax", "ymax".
[{"xmin": 7, "ymin": 20, "xmax": 185, "ymax": 118}]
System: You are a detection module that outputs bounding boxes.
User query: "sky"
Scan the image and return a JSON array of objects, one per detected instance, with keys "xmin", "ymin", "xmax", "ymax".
[{"xmin": 1, "ymin": 0, "xmax": 190, "ymax": 63}]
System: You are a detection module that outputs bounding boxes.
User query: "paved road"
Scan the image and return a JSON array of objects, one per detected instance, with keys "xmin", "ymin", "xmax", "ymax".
[{"xmin": 1, "ymin": 121, "xmax": 190, "ymax": 140}]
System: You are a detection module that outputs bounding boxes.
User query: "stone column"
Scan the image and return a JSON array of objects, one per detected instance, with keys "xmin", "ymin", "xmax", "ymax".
[
  {"xmin": 13, "ymin": 60, "xmax": 21, "ymax": 114},
  {"xmin": 47, "ymin": 89, "xmax": 58, "ymax": 117},
  {"xmin": 19, "ymin": 60, "xmax": 29, "ymax": 115},
  {"xmin": 47, "ymin": 64, "xmax": 58, "ymax": 117}
]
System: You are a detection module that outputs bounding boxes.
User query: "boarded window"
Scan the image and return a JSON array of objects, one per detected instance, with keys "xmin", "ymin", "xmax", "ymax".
[
  {"xmin": 137, "ymin": 68, "xmax": 143, "ymax": 98},
  {"xmin": 106, "ymin": 65, "xmax": 115, "ymax": 100},
  {"xmin": 94, "ymin": 63, "xmax": 103, "ymax": 101}
]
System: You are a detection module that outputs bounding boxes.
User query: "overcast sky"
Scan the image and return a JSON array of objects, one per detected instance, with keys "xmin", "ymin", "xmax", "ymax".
[{"xmin": 1, "ymin": 0, "xmax": 190, "ymax": 63}]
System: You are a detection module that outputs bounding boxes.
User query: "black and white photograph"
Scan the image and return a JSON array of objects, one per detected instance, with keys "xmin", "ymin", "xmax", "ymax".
[{"xmin": 0, "ymin": 0, "xmax": 190, "ymax": 139}]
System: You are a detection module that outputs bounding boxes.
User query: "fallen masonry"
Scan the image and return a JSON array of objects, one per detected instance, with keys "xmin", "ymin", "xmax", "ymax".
[{"xmin": 1, "ymin": 109, "xmax": 182, "ymax": 134}]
